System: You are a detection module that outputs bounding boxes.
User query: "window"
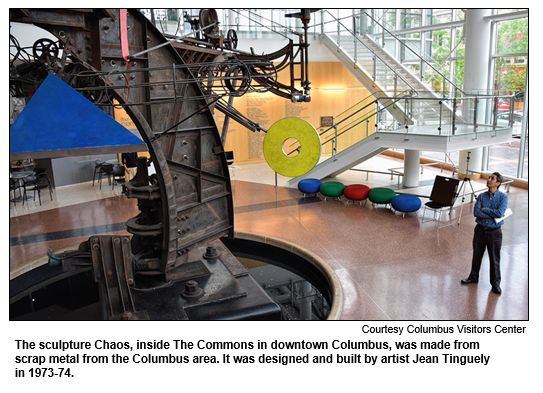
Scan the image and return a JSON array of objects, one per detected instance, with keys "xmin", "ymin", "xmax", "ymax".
[
  {"xmin": 495, "ymin": 17, "xmax": 528, "ymax": 55},
  {"xmin": 431, "ymin": 9, "xmax": 453, "ymax": 24},
  {"xmin": 488, "ymin": 14, "xmax": 528, "ymax": 179},
  {"xmin": 400, "ymin": 9, "xmax": 422, "ymax": 29},
  {"xmin": 494, "ymin": 56, "xmax": 527, "ymax": 93}
]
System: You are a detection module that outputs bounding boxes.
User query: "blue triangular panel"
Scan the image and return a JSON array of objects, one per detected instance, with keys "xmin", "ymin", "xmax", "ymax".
[{"xmin": 10, "ymin": 73, "xmax": 145, "ymax": 157}]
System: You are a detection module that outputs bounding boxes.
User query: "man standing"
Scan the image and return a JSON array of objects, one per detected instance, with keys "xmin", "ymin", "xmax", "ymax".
[
  {"xmin": 121, "ymin": 152, "xmax": 138, "ymax": 181},
  {"xmin": 461, "ymin": 172, "xmax": 508, "ymax": 294}
]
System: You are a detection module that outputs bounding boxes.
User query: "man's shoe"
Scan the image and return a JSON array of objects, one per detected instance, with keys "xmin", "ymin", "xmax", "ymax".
[
  {"xmin": 461, "ymin": 277, "xmax": 478, "ymax": 284},
  {"xmin": 491, "ymin": 285, "xmax": 502, "ymax": 295}
]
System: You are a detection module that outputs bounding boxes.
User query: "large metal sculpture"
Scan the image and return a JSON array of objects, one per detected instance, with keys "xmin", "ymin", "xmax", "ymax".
[{"xmin": 9, "ymin": 9, "xmax": 321, "ymax": 320}]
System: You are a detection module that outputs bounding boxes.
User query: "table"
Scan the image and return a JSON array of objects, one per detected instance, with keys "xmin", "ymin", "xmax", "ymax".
[
  {"xmin": 10, "ymin": 162, "xmax": 36, "ymax": 171},
  {"xmin": 11, "ymin": 171, "xmax": 35, "ymax": 180}
]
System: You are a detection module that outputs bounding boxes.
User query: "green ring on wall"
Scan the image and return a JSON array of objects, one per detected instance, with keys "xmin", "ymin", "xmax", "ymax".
[{"xmin": 263, "ymin": 118, "xmax": 321, "ymax": 177}]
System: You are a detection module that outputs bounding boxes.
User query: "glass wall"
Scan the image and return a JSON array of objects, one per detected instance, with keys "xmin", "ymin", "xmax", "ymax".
[
  {"xmin": 370, "ymin": 9, "xmax": 527, "ymax": 180},
  {"xmin": 487, "ymin": 15, "xmax": 528, "ymax": 179}
]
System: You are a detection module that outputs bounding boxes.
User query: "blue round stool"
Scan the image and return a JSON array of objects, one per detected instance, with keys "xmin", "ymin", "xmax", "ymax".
[
  {"xmin": 391, "ymin": 194, "xmax": 422, "ymax": 217},
  {"xmin": 297, "ymin": 178, "xmax": 322, "ymax": 197}
]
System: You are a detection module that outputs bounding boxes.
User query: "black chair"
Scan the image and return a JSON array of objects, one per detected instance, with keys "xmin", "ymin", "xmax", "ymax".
[
  {"xmin": 10, "ymin": 178, "xmax": 23, "ymax": 206},
  {"xmin": 19, "ymin": 173, "xmax": 37, "ymax": 205},
  {"xmin": 25, "ymin": 172, "xmax": 53, "ymax": 206},
  {"xmin": 225, "ymin": 151, "xmax": 234, "ymax": 166},
  {"xmin": 92, "ymin": 160, "xmax": 104, "ymax": 186},
  {"xmin": 33, "ymin": 166, "xmax": 46, "ymax": 175},
  {"xmin": 112, "ymin": 164, "xmax": 125, "ymax": 195},
  {"xmin": 421, "ymin": 176, "xmax": 460, "ymax": 229},
  {"xmin": 99, "ymin": 163, "xmax": 114, "ymax": 189}
]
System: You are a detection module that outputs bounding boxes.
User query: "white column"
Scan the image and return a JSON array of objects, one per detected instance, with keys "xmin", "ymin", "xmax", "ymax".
[
  {"xmin": 403, "ymin": 149, "xmax": 420, "ymax": 188},
  {"xmin": 464, "ymin": 9, "xmax": 492, "ymax": 94},
  {"xmin": 459, "ymin": 9, "xmax": 492, "ymax": 178}
]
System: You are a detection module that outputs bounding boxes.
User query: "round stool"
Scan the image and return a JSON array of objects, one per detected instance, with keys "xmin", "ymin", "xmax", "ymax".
[
  {"xmin": 343, "ymin": 184, "xmax": 370, "ymax": 205},
  {"xmin": 368, "ymin": 187, "xmax": 396, "ymax": 207},
  {"xmin": 391, "ymin": 194, "xmax": 422, "ymax": 217},
  {"xmin": 297, "ymin": 178, "xmax": 322, "ymax": 197},
  {"xmin": 319, "ymin": 181, "xmax": 345, "ymax": 201}
]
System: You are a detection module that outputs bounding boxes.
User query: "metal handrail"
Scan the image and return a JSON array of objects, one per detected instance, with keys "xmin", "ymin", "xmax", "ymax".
[
  {"xmin": 335, "ymin": 91, "xmax": 413, "ymax": 134},
  {"xmin": 322, "ymin": 93, "xmax": 517, "ymax": 147},
  {"xmin": 332, "ymin": 91, "xmax": 384, "ymax": 122},
  {"xmin": 363, "ymin": 11, "xmax": 467, "ymax": 97},
  {"xmin": 320, "ymin": 10, "xmax": 417, "ymax": 96},
  {"xmin": 286, "ymin": 92, "xmax": 411, "ymax": 157},
  {"xmin": 321, "ymin": 94, "xmax": 410, "ymax": 146},
  {"xmin": 319, "ymin": 90, "xmax": 409, "ymax": 138}
]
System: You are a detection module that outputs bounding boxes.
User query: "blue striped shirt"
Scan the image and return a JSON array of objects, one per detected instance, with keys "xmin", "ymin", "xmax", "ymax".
[{"xmin": 473, "ymin": 189, "xmax": 508, "ymax": 228}]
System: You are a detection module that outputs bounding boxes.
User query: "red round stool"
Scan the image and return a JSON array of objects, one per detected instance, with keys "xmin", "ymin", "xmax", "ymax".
[{"xmin": 343, "ymin": 184, "xmax": 370, "ymax": 205}]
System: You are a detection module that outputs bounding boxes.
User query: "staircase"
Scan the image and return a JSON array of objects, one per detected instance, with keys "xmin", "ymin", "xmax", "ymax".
[
  {"xmin": 286, "ymin": 123, "xmax": 513, "ymax": 188},
  {"xmin": 321, "ymin": 32, "xmax": 458, "ymax": 128},
  {"xmin": 285, "ymin": 12, "xmax": 514, "ymax": 188}
]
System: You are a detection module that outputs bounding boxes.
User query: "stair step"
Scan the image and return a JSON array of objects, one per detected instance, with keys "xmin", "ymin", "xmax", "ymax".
[{"xmin": 322, "ymin": 32, "xmax": 458, "ymax": 125}]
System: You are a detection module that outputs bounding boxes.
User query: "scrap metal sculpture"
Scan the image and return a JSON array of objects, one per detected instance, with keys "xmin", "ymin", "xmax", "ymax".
[{"xmin": 9, "ymin": 8, "xmax": 315, "ymax": 320}]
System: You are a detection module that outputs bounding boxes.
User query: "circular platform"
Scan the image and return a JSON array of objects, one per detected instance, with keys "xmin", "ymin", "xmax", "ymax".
[{"xmin": 10, "ymin": 232, "xmax": 343, "ymax": 321}]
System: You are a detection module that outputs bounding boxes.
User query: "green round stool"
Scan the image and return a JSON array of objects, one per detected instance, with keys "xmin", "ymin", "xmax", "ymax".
[
  {"xmin": 368, "ymin": 187, "xmax": 396, "ymax": 207},
  {"xmin": 319, "ymin": 181, "xmax": 345, "ymax": 201}
]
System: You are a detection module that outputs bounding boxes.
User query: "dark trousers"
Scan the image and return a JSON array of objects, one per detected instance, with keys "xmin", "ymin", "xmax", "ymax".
[{"xmin": 469, "ymin": 224, "xmax": 502, "ymax": 285}]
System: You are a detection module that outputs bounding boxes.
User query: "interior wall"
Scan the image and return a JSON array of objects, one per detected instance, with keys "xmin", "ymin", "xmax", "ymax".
[{"xmin": 218, "ymin": 62, "xmax": 372, "ymax": 162}]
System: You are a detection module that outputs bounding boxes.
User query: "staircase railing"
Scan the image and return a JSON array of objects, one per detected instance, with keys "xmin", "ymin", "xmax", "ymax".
[
  {"xmin": 399, "ymin": 93, "xmax": 517, "ymax": 138},
  {"xmin": 362, "ymin": 11, "xmax": 466, "ymax": 99},
  {"xmin": 370, "ymin": 9, "xmax": 467, "ymax": 91},
  {"xmin": 317, "ymin": 10, "xmax": 417, "ymax": 97},
  {"xmin": 318, "ymin": 91, "xmax": 413, "ymax": 156},
  {"xmin": 316, "ymin": 10, "xmax": 457, "ymax": 128},
  {"xmin": 296, "ymin": 91, "xmax": 516, "ymax": 164},
  {"xmin": 324, "ymin": 90, "xmax": 400, "ymax": 134}
]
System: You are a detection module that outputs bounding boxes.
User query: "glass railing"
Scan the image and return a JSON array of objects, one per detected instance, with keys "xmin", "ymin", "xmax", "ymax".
[
  {"xmin": 315, "ymin": 92, "xmax": 515, "ymax": 159},
  {"xmin": 386, "ymin": 94, "xmax": 515, "ymax": 139},
  {"xmin": 319, "ymin": 91, "xmax": 412, "ymax": 156}
]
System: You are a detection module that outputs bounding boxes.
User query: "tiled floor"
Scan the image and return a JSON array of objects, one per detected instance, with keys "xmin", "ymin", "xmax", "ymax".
[{"xmin": 9, "ymin": 154, "xmax": 529, "ymax": 320}]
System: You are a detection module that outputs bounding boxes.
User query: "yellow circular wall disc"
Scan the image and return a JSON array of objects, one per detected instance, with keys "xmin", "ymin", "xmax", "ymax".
[{"xmin": 263, "ymin": 117, "xmax": 321, "ymax": 177}]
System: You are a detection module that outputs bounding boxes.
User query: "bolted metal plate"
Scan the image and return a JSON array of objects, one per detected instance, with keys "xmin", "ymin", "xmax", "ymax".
[
  {"xmin": 128, "ymin": 239, "xmax": 280, "ymax": 320},
  {"xmin": 165, "ymin": 259, "xmax": 211, "ymax": 282},
  {"xmin": 176, "ymin": 240, "xmax": 247, "ymax": 309}
]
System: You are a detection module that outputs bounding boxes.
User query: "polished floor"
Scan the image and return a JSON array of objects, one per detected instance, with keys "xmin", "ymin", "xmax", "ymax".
[{"xmin": 9, "ymin": 154, "xmax": 529, "ymax": 320}]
